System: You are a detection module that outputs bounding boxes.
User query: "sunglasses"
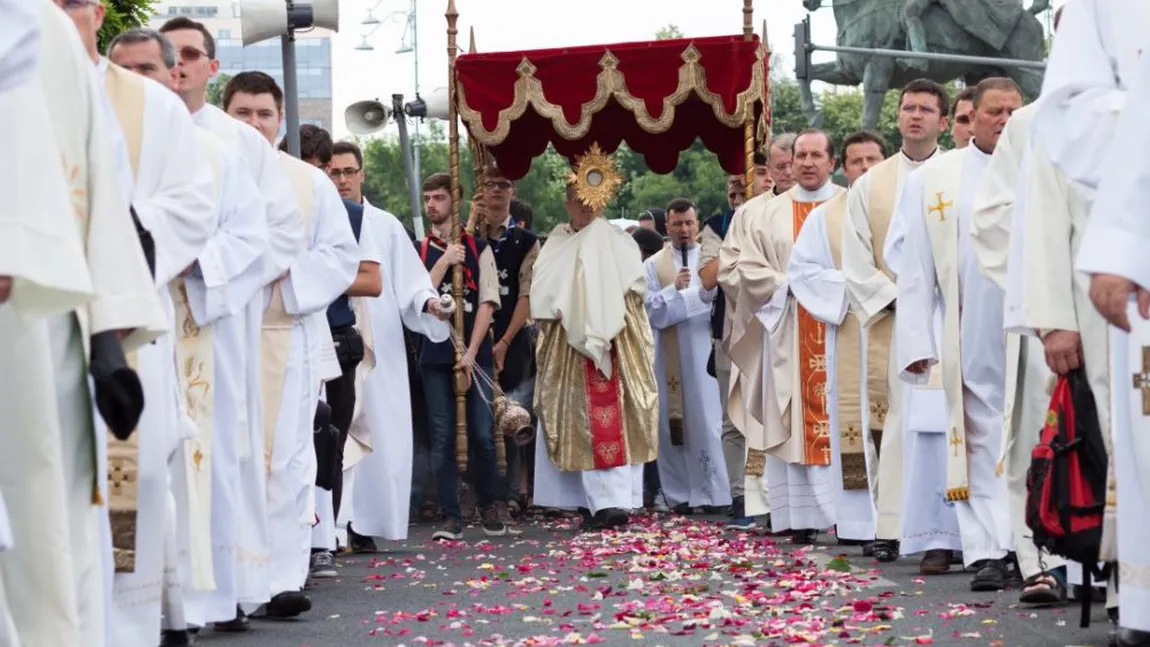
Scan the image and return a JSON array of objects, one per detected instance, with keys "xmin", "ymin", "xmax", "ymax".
[{"xmin": 178, "ymin": 46, "xmax": 211, "ymax": 62}]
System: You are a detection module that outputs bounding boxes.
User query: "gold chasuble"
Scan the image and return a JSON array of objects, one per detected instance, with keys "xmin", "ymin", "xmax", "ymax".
[
  {"xmin": 531, "ymin": 218, "xmax": 659, "ymax": 472},
  {"xmin": 823, "ymin": 193, "xmax": 890, "ymax": 489},
  {"xmin": 102, "ymin": 64, "xmax": 147, "ymax": 572},
  {"xmin": 652, "ymin": 247, "xmax": 687, "ymax": 446},
  {"xmin": 263, "ymin": 153, "xmax": 315, "ymax": 472}
]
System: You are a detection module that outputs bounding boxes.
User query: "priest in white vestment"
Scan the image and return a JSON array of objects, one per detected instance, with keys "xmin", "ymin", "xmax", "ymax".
[
  {"xmin": 1, "ymin": 2, "xmax": 163, "ymax": 644},
  {"xmin": 1071, "ymin": 41, "xmax": 1150, "ymax": 642},
  {"xmin": 645, "ymin": 200, "xmax": 731, "ymax": 510},
  {"xmin": 720, "ymin": 129, "xmax": 845, "ymax": 537},
  {"xmin": 896, "ymin": 78, "xmax": 1023, "ymax": 592},
  {"xmin": 106, "ymin": 28, "xmax": 272, "ymax": 632},
  {"xmin": 223, "ymin": 83, "xmax": 358, "ymax": 614},
  {"xmin": 971, "ymin": 101, "xmax": 1077, "ymax": 605},
  {"xmin": 531, "ymin": 181, "xmax": 658, "ymax": 530},
  {"xmin": 161, "ymin": 18, "xmax": 308, "ymax": 625},
  {"xmin": 59, "ymin": 6, "xmax": 217, "ymax": 647},
  {"xmin": 787, "ymin": 131, "xmax": 887, "ymax": 544},
  {"xmin": 841, "ymin": 80, "xmax": 951, "ymax": 561}
]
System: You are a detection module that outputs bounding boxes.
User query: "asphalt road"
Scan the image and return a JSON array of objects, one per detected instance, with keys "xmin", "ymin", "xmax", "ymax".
[{"xmin": 196, "ymin": 513, "xmax": 1114, "ymax": 647}]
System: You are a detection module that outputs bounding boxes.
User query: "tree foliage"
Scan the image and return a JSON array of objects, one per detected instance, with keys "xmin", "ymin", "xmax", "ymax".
[
  {"xmin": 655, "ymin": 24, "xmax": 685, "ymax": 40},
  {"xmin": 207, "ymin": 73, "xmax": 233, "ymax": 108},
  {"xmin": 97, "ymin": 0, "xmax": 155, "ymax": 53},
  {"xmin": 359, "ymin": 80, "xmax": 956, "ymax": 234}
]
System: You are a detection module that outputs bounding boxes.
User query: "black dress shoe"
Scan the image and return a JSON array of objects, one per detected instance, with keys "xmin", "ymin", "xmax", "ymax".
[
  {"xmin": 1118, "ymin": 628, "xmax": 1150, "ymax": 646},
  {"xmin": 348, "ymin": 522, "xmax": 379, "ymax": 554},
  {"xmin": 263, "ymin": 591, "xmax": 312, "ymax": 618},
  {"xmin": 159, "ymin": 629, "xmax": 193, "ymax": 646},
  {"xmin": 791, "ymin": 529, "xmax": 817, "ymax": 545}
]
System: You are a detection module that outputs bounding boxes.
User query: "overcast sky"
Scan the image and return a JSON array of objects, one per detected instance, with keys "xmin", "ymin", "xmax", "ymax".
[{"xmin": 328, "ymin": 0, "xmax": 841, "ymax": 140}]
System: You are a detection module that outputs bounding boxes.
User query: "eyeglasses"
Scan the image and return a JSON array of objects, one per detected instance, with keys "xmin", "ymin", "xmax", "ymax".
[
  {"xmin": 484, "ymin": 180, "xmax": 513, "ymax": 190},
  {"xmin": 329, "ymin": 168, "xmax": 361, "ymax": 179},
  {"xmin": 178, "ymin": 46, "xmax": 211, "ymax": 62}
]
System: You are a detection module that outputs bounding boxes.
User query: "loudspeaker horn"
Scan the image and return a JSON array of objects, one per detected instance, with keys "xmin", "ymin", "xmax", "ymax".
[
  {"xmin": 239, "ymin": 0, "xmax": 340, "ymax": 46},
  {"xmin": 238, "ymin": 0, "xmax": 288, "ymax": 46},
  {"xmin": 345, "ymin": 99, "xmax": 391, "ymax": 135},
  {"xmin": 310, "ymin": 0, "xmax": 340, "ymax": 32},
  {"xmin": 422, "ymin": 87, "xmax": 450, "ymax": 120}
]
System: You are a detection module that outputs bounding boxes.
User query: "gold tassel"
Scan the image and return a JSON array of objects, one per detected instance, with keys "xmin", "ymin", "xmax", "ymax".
[{"xmin": 945, "ymin": 486, "xmax": 970, "ymax": 502}]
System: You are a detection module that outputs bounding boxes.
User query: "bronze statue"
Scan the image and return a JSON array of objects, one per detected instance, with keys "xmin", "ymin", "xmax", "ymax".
[{"xmin": 800, "ymin": 0, "xmax": 1047, "ymax": 129}]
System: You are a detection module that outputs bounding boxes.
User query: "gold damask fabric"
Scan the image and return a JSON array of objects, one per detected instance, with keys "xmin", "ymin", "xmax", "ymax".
[{"xmin": 535, "ymin": 292, "xmax": 659, "ymax": 472}]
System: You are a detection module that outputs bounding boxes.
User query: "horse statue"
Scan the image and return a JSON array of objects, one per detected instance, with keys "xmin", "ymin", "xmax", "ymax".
[{"xmin": 798, "ymin": 0, "xmax": 1048, "ymax": 129}]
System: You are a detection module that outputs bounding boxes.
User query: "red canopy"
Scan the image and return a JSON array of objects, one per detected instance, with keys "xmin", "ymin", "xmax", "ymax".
[{"xmin": 455, "ymin": 35, "xmax": 767, "ymax": 180}]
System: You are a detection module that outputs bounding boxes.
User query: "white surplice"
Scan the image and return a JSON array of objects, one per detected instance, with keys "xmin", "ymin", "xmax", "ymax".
[
  {"xmin": 266, "ymin": 159, "xmax": 357, "ymax": 596},
  {"xmin": 0, "ymin": 4, "xmax": 161, "ymax": 646},
  {"xmin": 344, "ymin": 201, "xmax": 447, "ymax": 541},
  {"xmin": 1074, "ymin": 42, "xmax": 1150, "ymax": 630},
  {"xmin": 896, "ymin": 146, "xmax": 1011, "ymax": 567},
  {"xmin": 843, "ymin": 149, "xmax": 941, "ymax": 541},
  {"xmin": 787, "ymin": 207, "xmax": 876, "ymax": 540},
  {"xmin": 176, "ymin": 134, "xmax": 268, "ymax": 627},
  {"xmin": 1030, "ymin": 0, "xmax": 1150, "ymax": 193},
  {"xmin": 192, "ymin": 104, "xmax": 304, "ymax": 606},
  {"xmin": 644, "ymin": 245, "xmax": 731, "ymax": 508}
]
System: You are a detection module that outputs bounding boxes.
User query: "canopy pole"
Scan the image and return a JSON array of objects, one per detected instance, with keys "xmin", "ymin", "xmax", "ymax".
[
  {"xmin": 743, "ymin": 0, "xmax": 755, "ymax": 199},
  {"xmin": 446, "ymin": 0, "xmax": 469, "ymax": 473}
]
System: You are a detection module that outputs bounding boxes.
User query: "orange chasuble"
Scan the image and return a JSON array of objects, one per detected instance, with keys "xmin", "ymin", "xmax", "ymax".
[{"xmin": 793, "ymin": 200, "xmax": 831, "ymax": 466}]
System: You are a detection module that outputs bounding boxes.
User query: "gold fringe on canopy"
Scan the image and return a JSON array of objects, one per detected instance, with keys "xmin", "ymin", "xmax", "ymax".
[{"xmin": 458, "ymin": 42, "xmax": 767, "ymax": 146}]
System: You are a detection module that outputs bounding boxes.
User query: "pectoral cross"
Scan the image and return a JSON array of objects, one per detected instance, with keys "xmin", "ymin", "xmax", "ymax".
[
  {"xmin": 949, "ymin": 427, "xmax": 963, "ymax": 457},
  {"xmin": 928, "ymin": 192, "xmax": 953, "ymax": 222},
  {"xmin": 1131, "ymin": 347, "xmax": 1150, "ymax": 415}
]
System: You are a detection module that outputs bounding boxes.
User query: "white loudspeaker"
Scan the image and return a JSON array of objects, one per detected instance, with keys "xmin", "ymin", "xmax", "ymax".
[
  {"xmin": 423, "ymin": 87, "xmax": 450, "ymax": 120},
  {"xmin": 345, "ymin": 100, "xmax": 390, "ymax": 135},
  {"xmin": 239, "ymin": 0, "xmax": 340, "ymax": 46},
  {"xmin": 239, "ymin": 0, "xmax": 287, "ymax": 46},
  {"xmin": 310, "ymin": 0, "xmax": 340, "ymax": 32}
]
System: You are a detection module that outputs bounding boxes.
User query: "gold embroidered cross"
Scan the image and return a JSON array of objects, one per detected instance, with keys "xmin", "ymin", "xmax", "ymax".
[
  {"xmin": 1131, "ymin": 347, "xmax": 1150, "ymax": 415},
  {"xmin": 193, "ymin": 447, "xmax": 204, "ymax": 471},
  {"xmin": 949, "ymin": 427, "xmax": 963, "ymax": 456},
  {"xmin": 843, "ymin": 424, "xmax": 862, "ymax": 445},
  {"xmin": 928, "ymin": 192, "xmax": 953, "ymax": 222}
]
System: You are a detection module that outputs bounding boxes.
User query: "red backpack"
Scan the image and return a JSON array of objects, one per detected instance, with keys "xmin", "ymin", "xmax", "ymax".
[{"xmin": 1025, "ymin": 368, "xmax": 1110, "ymax": 626}]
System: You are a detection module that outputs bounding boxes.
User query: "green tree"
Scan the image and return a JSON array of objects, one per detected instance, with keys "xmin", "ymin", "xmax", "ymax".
[
  {"xmin": 206, "ymin": 73, "xmax": 232, "ymax": 108},
  {"xmin": 655, "ymin": 24, "xmax": 684, "ymax": 40},
  {"xmin": 97, "ymin": 0, "xmax": 155, "ymax": 53}
]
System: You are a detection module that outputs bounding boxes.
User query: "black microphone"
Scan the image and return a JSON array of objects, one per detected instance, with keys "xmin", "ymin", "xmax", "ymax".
[{"xmin": 681, "ymin": 244, "xmax": 689, "ymax": 269}]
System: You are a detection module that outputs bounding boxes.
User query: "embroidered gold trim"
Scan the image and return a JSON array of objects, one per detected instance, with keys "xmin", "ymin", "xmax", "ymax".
[
  {"xmin": 745, "ymin": 448, "xmax": 767, "ymax": 477},
  {"xmin": 458, "ymin": 42, "xmax": 767, "ymax": 146}
]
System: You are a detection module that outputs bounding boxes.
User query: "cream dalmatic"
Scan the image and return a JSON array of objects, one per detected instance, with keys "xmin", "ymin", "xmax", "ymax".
[
  {"xmin": 841, "ymin": 148, "xmax": 941, "ymax": 541},
  {"xmin": 0, "ymin": 3, "xmax": 162, "ymax": 645}
]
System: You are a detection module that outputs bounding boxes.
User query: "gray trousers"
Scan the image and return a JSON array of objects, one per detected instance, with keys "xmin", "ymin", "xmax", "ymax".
[{"xmin": 714, "ymin": 341, "xmax": 745, "ymax": 498}]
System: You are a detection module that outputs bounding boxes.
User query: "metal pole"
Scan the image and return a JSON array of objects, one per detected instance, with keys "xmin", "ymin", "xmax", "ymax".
[
  {"xmin": 809, "ymin": 43, "xmax": 1046, "ymax": 70},
  {"xmin": 281, "ymin": 31, "xmax": 301, "ymax": 157},
  {"xmin": 393, "ymin": 94, "xmax": 426, "ymax": 239},
  {"xmin": 412, "ymin": 0, "xmax": 422, "ymax": 183}
]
